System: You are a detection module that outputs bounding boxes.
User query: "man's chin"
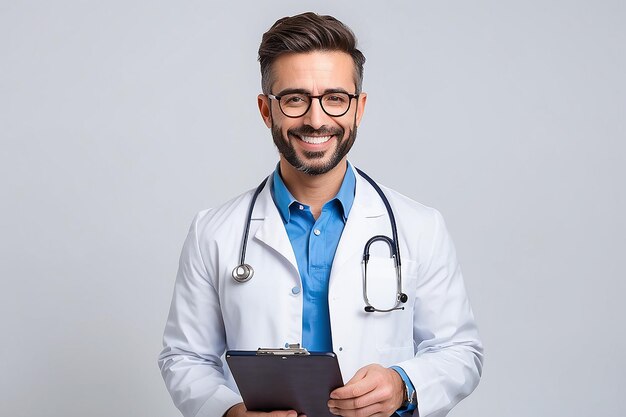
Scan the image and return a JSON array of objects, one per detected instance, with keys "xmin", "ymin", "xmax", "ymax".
[
  {"xmin": 293, "ymin": 157, "xmax": 343, "ymax": 176},
  {"xmin": 301, "ymin": 150, "xmax": 327, "ymax": 160}
]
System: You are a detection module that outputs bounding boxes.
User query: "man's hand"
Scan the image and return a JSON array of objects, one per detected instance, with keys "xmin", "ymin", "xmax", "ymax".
[
  {"xmin": 224, "ymin": 402, "xmax": 305, "ymax": 417},
  {"xmin": 327, "ymin": 364, "xmax": 405, "ymax": 417}
]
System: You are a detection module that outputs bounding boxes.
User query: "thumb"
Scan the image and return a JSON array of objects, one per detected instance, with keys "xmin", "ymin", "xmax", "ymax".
[
  {"xmin": 268, "ymin": 411, "xmax": 298, "ymax": 417},
  {"xmin": 344, "ymin": 364, "xmax": 371, "ymax": 386}
]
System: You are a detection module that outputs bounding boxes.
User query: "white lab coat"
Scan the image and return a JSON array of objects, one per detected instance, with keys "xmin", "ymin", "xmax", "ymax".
[{"xmin": 159, "ymin": 165, "xmax": 483, "ymax": 417}]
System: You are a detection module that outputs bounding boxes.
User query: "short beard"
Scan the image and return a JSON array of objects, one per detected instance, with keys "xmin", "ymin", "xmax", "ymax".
[{"xmin": 271, "ymin": 123, "xmax": 358, "ymax": 176}]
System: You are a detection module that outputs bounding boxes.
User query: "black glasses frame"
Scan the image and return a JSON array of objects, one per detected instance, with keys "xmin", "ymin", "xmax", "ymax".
[{"xmin": 267, "ymin": 92, "xmax": 360, "ymax": 118}]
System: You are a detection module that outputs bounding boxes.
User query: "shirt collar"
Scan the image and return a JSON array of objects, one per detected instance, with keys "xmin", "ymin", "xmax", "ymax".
[
  {"xmin": 271, "ymin": 162, "xmax": 356, "ymax": 223},
  {"xmin": 334, "ymin": 162, "xmax": 356, "ymax": 221},
  {"xmin": 271, "ymin": 166, "xmax": 296, "ymax": 223}
]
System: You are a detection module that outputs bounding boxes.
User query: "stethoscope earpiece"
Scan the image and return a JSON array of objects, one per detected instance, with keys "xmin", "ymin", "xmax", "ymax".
[{"xmin": 232, "ymin": 264, "xmax": 254, "ymax": 283}]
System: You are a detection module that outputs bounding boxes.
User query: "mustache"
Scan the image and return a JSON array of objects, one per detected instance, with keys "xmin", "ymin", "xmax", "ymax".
[{"xmin": 288, "ymin": 125, "xmax": 343, "ymax": 137}]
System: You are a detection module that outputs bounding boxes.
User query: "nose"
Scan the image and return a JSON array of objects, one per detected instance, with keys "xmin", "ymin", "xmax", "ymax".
[{"xmin": 301, "ymin": 97, "xmax": 327, "ymax": 129}]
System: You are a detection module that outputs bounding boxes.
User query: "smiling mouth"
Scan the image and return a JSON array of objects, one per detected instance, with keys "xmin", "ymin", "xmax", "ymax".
[{"xmin": 294, "ymin": 134, "xmax": 333, "ymax": 144}]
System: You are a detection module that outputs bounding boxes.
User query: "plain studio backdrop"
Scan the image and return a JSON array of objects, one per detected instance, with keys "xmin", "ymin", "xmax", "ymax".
[{"xmin": 1, "ymin": 1, "xmax": 624, "ymax": 416}]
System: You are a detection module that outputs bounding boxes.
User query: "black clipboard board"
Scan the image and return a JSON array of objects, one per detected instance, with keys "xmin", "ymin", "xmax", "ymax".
[{"xmin": 226, "ymin": 346, "xmax": 344, "ymax": 417}]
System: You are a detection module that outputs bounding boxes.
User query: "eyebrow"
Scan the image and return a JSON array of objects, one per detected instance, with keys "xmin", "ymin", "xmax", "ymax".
[{"xmin": 275, "ymin": 87, "xmax": 353, "ymax": 96}]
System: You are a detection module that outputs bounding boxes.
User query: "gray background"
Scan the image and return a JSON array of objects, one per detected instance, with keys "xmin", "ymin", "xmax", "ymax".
[{"xmin": 1, "ymin": 1, "xmax": 624, "ymax": 416}]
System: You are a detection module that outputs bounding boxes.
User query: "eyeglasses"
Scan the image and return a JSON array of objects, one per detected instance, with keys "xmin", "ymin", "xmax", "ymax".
[{"xmin": 268, "ymin": 92, "xmax": 359, "ymax": 118}]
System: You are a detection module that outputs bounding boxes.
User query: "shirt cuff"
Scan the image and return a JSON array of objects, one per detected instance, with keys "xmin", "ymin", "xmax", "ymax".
[{"xmin": 390, "ymin": 365, "xmax": 417, "ymax": 415}]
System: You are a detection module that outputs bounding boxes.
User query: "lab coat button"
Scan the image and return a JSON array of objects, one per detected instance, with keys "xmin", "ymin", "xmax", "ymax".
[
  {"xmin": 313, "ymin": 229, "xmax": 321, "ymax": 236},
  {"xmin": 291, "ymin": 286, "xmax": 301, "ymax": 295}
]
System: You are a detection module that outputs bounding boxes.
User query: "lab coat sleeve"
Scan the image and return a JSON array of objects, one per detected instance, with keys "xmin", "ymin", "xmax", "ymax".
[
  {"xmin": 397, "ymin": 209, "xmax": 484, "ymax": 417},
  {"xmin": 158, "ymin": 211, "xmax": 242, "ymax": 417}
]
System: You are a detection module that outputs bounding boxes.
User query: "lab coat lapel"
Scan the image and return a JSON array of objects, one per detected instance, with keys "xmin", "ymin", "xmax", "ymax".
[
  {"xmin": 331, "ymin": 170, "xmax": 387, "ymax": 273},
  {"xmin": 251, "ymin": 176, "xmax": 299, "ymax": 273}
]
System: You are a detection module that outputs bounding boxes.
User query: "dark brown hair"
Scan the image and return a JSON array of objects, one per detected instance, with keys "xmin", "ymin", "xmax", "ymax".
[{"xmin": 258, "ymin": 12, "xmax": 366, "ymax": 95}]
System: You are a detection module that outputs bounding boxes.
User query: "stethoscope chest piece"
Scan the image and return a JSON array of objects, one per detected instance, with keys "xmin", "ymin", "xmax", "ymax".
[{"xmin": 232, "ymin": 264, "xmax": 254, "ymax": 283}]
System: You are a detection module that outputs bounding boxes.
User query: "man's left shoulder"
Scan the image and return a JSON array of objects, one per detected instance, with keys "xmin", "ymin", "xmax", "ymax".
[
  {"xmin": 380, "ymin": 184, "xmax": 441, "ymax": 220},
  {"xmin": 377, "ymin": 185, "xmax": 455, "ymax": 245}
]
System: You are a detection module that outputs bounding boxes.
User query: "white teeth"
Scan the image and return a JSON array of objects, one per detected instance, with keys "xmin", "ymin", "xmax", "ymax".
[{"xmin": 300, "ymin": 135, "xmax": 332, "ymax": 144}]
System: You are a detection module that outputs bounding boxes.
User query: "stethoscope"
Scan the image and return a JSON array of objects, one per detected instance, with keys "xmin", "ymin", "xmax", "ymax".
[{"xmin": 232, "ymin": 168, "xmax": 408, "ymax": 313}]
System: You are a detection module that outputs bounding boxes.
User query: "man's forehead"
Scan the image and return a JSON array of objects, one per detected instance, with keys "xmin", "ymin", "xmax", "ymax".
[{"xmin": 271, "ymin": 51, "xmax": 356, "ymax": 92}]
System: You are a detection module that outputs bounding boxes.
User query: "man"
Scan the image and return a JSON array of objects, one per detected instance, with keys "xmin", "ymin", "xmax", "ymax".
[{"xmin": 159, "ymin": 12, "xmax": 483, "ymax": 417}]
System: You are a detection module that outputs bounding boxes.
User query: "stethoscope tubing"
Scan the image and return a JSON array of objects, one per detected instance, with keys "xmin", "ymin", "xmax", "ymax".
[
  {"xmin": 232, "ymin": 176, "xmax": 269, "ymax": 283},
  {"xmin": 238, "ymin": 176, "xmax": 268, "ymax": 266},
  {"xmin": 354, "ymin": 168, "xmax": 401, "ymax": 268}
]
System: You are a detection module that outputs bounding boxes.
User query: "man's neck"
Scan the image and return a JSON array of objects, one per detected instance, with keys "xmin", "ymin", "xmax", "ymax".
[{"xmin": 279, "ymin": 158, "xmax": 348, "ymax": 219}]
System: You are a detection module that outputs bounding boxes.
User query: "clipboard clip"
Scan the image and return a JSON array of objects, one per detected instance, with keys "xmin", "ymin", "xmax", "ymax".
[{"xmin": 256, "ymin": 343, "xmax": 310, "ymax": 356}]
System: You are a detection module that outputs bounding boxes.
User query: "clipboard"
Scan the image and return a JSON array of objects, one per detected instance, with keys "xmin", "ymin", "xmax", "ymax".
[{"xmin": 226, "ymin": 345, "xmax": 344, "ymax": 417}]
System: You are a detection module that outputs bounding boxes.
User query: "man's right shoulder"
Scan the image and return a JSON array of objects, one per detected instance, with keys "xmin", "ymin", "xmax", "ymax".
[{"xmin": 190, "ymin": 186, "xmax": 259, "ymax": 235}]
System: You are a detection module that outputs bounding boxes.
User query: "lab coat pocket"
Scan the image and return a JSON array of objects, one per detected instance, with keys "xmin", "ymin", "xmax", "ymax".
[
  {"xmin": 364, "ymin": 257, "xmax": 418, "ymax": 351},
  {"xmin": 375, "ymin": 346, "xmax": 415, "ymax": 367}
]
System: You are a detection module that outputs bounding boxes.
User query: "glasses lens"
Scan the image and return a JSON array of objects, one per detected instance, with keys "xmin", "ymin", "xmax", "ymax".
[
  {"xmin": 320, "ymin": 93, "xmax": 351, "ymax": 116},
  {"xmin": 279, "ymin": 93, "xmax": 311, "ymax": 117}
]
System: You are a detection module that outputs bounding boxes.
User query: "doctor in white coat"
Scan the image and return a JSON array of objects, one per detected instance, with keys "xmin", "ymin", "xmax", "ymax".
[{"xmin": 159, "ymin": 12, "xmax": 483, "ymax": 417}]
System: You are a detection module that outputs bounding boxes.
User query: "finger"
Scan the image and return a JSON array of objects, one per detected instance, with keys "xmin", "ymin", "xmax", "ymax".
[
  {"xmin": 266, "ymin": 411, "xmax": 298, "ymax": 417},
  {"xmin": 247, "ymin": 410, "xmax": 298, "ymax": 417},
  {"xmin": 328, "ymin": 387, "xmax": 387, "ymax": 411},
  {"xmin": 345, "ymin": 365, "xmax": 370, "ymax": 385},
  {"xmin": 329, "ymin": 402, "xmax": 387, "ymax": 417},
  {"xmin": 329, "ymin": 366, "xmax": 368, "ymax": 399},
  {"xmin": 330, "ymin": 375, "xmax": 378, "ymax": 400},
  {"xmin": 331, "ymin": 369, "xmax": 380, "ymax": 400},
  {"xmin": 228, "ymin": 403, "xmax": 299, "ymax": 417}
]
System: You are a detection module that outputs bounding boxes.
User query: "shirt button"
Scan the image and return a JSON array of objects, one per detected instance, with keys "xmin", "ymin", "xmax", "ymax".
[
  {"xmin": 291, "ymin": 286, "xmax": 301, "ymax": 295},
  {"xmin": 313, "ymin": 229, "xmax": 321, "ymax": 236},
  {"xmin": 298, "ymin": 204, "xmax": 304, "ymax": 210}
]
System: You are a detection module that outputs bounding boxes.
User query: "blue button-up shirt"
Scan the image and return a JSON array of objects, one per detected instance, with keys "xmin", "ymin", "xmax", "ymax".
[
  {"xmin": 271, "ymin": 163, "xmax": 416, "ymax": 415},
  {"xmin": 271, "ymin": 164, "xmax": 356, "ymax": 352}
]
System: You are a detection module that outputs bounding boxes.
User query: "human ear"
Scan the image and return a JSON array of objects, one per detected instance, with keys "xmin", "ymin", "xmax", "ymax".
[
  {"xmin": 257, "ymin": 94, "xmax": 272, "ymax": 128},
  {"xmin": 355, "ymin": 92, "xmax": 367, "ymax": 127}
]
